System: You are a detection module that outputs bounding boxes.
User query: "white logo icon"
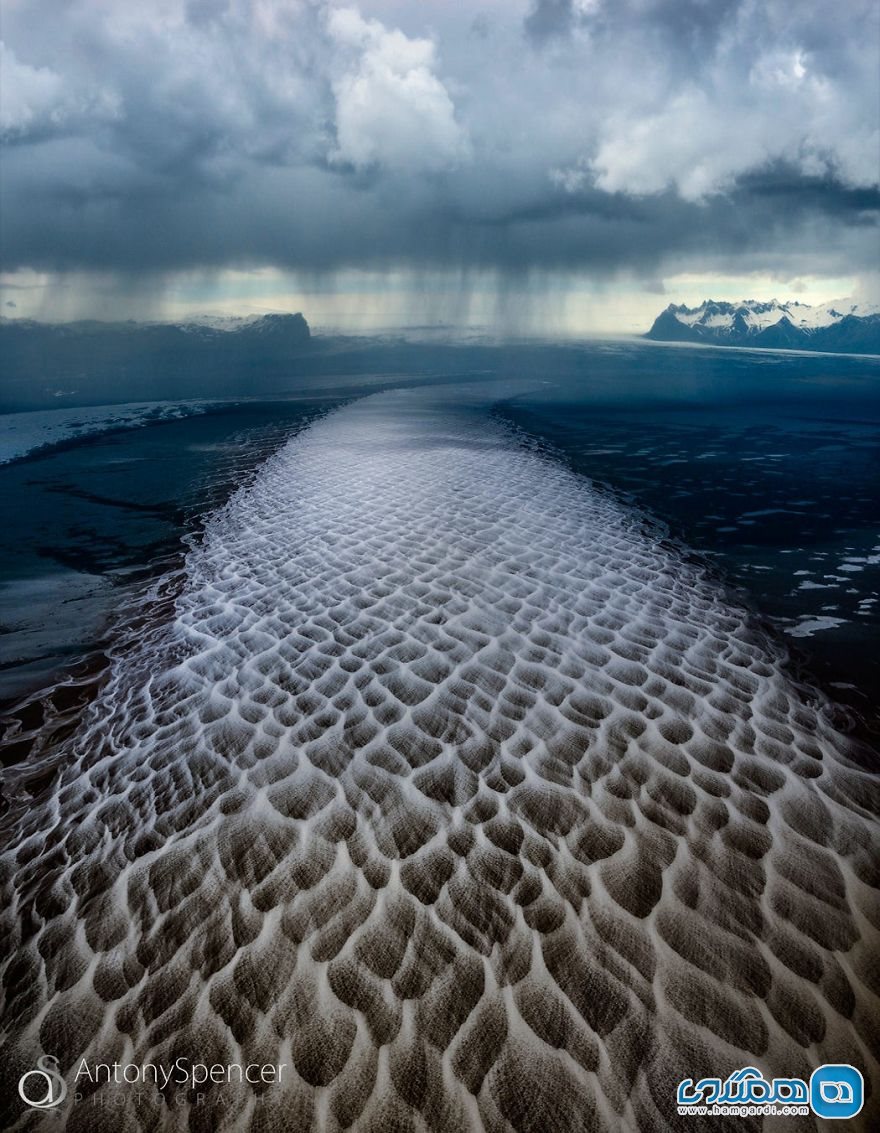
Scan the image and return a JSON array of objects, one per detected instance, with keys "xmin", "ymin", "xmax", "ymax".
[
  {"xmin": 18, "ymin": 1055, "xmax": 68, "ymax": 1109},
  {"xmin": 819, "ymin": 1081, "xmax": 855, "ymax": 1106}
]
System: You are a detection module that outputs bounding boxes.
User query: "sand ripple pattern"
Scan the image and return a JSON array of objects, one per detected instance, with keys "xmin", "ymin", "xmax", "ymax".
[{"xmin": 2, "ymin": 391, "xmax": 878, "ymax": 1132}]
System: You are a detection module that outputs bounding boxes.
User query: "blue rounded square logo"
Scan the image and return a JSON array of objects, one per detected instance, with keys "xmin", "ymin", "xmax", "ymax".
[{"xmin": 809, "ymin": 1064, "xmax": 863, "ymax": 1120}]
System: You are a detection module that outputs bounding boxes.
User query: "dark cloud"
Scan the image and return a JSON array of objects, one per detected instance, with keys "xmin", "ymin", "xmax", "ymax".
[
  {"xmin": 0, "ymin": 0, "xmax": 877, "ymax": 293},
  {"xmin": 3, "ymin": 154, "xmax": 874, "ymax": 282},
  {"xmin": 524, "ymin": 0, "xmax": 575, "ymax": 45}
]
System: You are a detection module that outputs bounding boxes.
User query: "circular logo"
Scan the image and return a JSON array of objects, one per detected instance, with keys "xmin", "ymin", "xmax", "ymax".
[{"xmin": 18, "ymin": 1055, "xmax": 68, "ymax": 1109}]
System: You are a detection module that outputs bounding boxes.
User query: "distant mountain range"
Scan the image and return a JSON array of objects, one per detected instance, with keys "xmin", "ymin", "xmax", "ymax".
[
  {"xmin": 0, "ymin": 314, "xmax": 313, "ymax": 410},
  {"xmin": 645, "ymin": 299, "xmax": 880, "ymax": 354},
  {"xmin": 2, "ymin": 311, "xmax": 310, "ymax": 350}
]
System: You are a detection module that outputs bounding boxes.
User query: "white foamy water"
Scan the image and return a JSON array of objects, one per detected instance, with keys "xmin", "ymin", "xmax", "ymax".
[{"xmin": 2, "ymin": 391, "xmax": 878, "ymax": 1131}]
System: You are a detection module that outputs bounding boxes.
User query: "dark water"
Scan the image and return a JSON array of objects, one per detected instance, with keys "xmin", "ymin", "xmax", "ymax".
[
  {"xmin": 0, "ymin": 399, "xmax": 341, "ymax": 746},
  {"xmin": 497, "ymin": 348, "xmax": 880, "ymax": 737},
  {"xmin": 1, "ymin": 339, "xmax": 878, "ymax": 772}
]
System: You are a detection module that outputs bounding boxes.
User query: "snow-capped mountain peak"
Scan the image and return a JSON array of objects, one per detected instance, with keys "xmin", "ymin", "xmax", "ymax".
[
  {"xmin": 667, "ymin": 298, "xmax": 878, "ymax": 333},
  {"xmin": 646, "ymin": 297, "xmax": 880, "ymax": 353}
]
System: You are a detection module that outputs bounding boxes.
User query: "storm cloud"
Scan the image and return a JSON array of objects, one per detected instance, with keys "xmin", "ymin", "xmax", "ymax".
[{"xmin": 1, "ymin": 0, "xmax": 878, "ymax": 290}]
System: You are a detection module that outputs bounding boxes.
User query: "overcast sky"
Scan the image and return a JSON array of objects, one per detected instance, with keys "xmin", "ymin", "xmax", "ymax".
[{"xmin": 1, "ymin": 0, "xmax": 878, "ymax": 331}]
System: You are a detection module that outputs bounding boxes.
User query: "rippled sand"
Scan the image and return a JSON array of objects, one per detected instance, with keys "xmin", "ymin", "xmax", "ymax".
[{"xmin": 2, "ymin": 391, "xmax": 878, "ymax": 1131}]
